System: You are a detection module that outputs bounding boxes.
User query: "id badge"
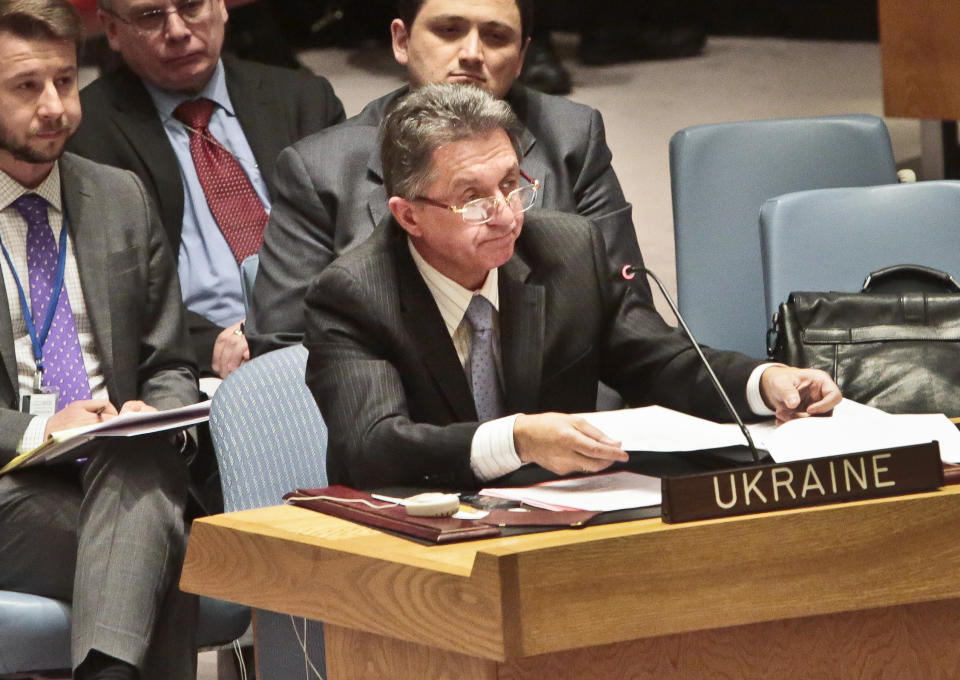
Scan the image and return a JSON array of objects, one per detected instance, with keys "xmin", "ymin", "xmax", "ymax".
[{"xmin": 20, "ymin": 388, "xmax": 58, "ymax": 416}]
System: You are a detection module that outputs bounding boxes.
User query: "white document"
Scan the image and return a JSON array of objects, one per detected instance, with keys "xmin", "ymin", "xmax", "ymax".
[
  {"xmin": 577, "ymin": 400, "xmax": 960, "ymax": 464},
  {"xmin": 0, "ymin": 400, "xmax": 211, "ymax": 475},
  {"xmin": 581, "ymin": 406, "xmax": 748, "ymax": 452},
  {"xmin": 481, "ymin": 471, "xmax": 662, "ymax": 512}
]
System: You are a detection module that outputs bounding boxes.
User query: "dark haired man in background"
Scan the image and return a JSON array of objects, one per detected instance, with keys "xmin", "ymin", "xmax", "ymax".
[{"xmin": 249, "ymin": 0, "xmax": 651, "ymax": 359}]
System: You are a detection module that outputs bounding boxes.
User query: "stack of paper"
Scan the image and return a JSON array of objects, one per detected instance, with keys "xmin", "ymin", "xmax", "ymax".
[
  {"xmin": 578, "ymin": 399, "xmax": 960, "ymax": 464},
  {"xmin": 0, "ymin": 400, "xmax": 211, "ymax": 475}
]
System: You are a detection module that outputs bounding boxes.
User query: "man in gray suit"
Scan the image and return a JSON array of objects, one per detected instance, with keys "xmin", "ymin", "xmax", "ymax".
[
  {"xmin": 305, "ymin": 85, "xmax": 841, "ymax": 490},
  {"xmin": 0, "ymin": 2, "xmax": 198, "ymax": 677},
  {"xmin": 250, "ymin": 0, "xmax": 650, "ymax": 354},
  {"xmin": 67, "ymin": 0, "xmax": 344, "ymax": 379}
]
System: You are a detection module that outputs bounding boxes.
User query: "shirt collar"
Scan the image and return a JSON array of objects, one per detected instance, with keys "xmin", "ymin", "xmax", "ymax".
[
  {"xmin": 0, "ymin": 162, "xmax": 63, "ymax": 214},
  {"xmin": 408, "ymin": 238, "xmax": 500, "ymax": 337},
  {"xmin": 143, "ymin": 58, "xmax": 233, "ymax": 122}
]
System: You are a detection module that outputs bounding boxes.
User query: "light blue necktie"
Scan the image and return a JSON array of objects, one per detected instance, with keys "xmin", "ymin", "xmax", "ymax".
[{"xmin": 464, "ymin": 295, "xmax": 506, "ymax": 422}]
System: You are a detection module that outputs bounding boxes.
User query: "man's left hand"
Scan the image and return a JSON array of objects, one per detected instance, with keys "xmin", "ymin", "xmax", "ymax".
[
  {"xmin": 212, "ymin": 320, "xmax": 250, "ymax": 379},
  {"xmin": 760, "ymin": 366, "xmax": 841, "ymax": 423}
]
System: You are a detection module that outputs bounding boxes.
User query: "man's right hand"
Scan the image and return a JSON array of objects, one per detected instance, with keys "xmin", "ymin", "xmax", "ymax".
[
  {"xmin": 43, "ymin": 399, "xmax": 118, "ymax": 439},
  {"xmin": 513, "ymin": 413, "xmax": 628, "ymax": 476}
]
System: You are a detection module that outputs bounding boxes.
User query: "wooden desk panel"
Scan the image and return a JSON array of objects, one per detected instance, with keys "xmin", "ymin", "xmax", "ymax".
[
  {"xmin": 879, "ymin": 0, "xmax": 960, "ymax": 119},
  {"xmin": 182, "ymin": 487, "xmax": 960, "ymax": 678}
]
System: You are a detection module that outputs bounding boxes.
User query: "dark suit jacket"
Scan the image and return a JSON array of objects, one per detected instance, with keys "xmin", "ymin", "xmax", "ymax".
[
  {"xmin": 251, "ymin": 83, "xmax": 649, "ymax": 355},
  {"xmin": 67, "ymin": 55, "xmax": 345, "ymax": 372},
  {"xmin": 304, "ymin": 211, "xmax": 761, "ymax": 490},
  {"xmin": 0, "ymin": 153, "xmax": 199, "ymax": 464}
]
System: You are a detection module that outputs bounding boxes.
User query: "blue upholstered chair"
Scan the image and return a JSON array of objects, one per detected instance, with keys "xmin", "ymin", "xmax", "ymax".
[
  {"xmin": 759, "ymin": 180, "xmax": 960, "ymax": 333},
  {"xmin": 669, "ymin": 114, "xmax": 899, "ymax": 357},
  {"xmin": 0, "ymin": 588, "xmax": 250, "ymax": 678},
  {"xmin": 209, "ymin": 344, "xmax": 329, "ymax": 680}
]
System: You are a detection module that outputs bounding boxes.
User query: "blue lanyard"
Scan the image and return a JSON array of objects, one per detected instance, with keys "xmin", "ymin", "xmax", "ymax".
[{"xmin": 0, "ymin": 222, "xmax": 69, "ymax": 378}]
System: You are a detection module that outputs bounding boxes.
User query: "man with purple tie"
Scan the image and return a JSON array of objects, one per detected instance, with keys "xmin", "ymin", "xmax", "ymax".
[{"xmin": 0, "ymin": 1, "xmax": 199, "ymax": 678}]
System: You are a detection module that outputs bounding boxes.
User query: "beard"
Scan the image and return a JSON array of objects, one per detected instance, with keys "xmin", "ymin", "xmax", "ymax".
[{"xmin": 0, "ymin": 120, "xmax": 71, "ymax": 164}]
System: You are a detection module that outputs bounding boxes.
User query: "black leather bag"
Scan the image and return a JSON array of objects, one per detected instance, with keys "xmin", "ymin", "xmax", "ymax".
[{"xmin": 768, "ymin": 264, "xmax": 960, "ymax": 417}]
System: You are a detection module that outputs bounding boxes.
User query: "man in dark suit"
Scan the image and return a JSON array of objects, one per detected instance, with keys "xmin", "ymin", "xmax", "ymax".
[
  {"xmin": 0, "ymin": 1, "xmax": 198, "ymax": 678},
  {"xmin": 67, "ymin": 0, "xmax": 344, "ymax": 379},
  {"xmin": 305, "ymin": 84, "xmax": 841, "ymax": 489},
  {"xmin": 250, "ymin": 0, "xmax": 650, "ymax": 355}
]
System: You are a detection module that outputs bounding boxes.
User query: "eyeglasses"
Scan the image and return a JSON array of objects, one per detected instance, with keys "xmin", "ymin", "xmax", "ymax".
[
  {"xmin": 106, "ymin": 0, "xmax": 211, "ymax": 35},
  {"xmin": 415, "ymin": 171, "xmax": 541, "ymax": 225}
]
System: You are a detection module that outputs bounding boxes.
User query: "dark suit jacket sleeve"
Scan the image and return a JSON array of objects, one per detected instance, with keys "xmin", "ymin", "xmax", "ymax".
[
  {"xmin": 248, "ymin": 142, "xmax": 339, "ymax": 355},
  {"xmin": 591, "ymin": 233, "xmax": 761, "ymax": 419},
  {"xmin": 303, "ymin": 264, "xmax": 478, "ymax": 490}
]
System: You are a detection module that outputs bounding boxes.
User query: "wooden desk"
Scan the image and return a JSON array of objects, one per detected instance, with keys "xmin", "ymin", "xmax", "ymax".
[{"xmin": 181, "ymin": 487, "xmax": 960, "ymax": 679}]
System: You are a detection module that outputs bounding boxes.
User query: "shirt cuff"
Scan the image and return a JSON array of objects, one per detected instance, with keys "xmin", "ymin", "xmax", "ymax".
[
  {"xmin": 746, "ymin": 363, "xmax": 785, "ymax": 417},
  {"xmin": 18, "ymin": 415, "xmax": 49, "ymax": 453},
  {"xmin": 469, "ymin": 413, "xmax": 523, "ymax": 482}
]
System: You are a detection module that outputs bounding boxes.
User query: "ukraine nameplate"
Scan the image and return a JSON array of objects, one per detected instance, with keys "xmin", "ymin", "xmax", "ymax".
[{"xmin": 660, "ymin": 441, "xmax": 944, "ymax": 523}]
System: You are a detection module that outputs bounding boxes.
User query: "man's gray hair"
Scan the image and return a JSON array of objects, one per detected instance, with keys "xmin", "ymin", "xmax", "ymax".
[
  {"xmin": 0, "ymin": 0, "xmax": 83, "ymax": 45},
  {"xmin": 381, "ymin": 83, "xmax": 522, "ymax": 200}
]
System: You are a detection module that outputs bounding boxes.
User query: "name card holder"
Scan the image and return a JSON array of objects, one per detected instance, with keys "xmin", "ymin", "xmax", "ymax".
[{"xmin": 661, "ymin": 441, "xmax": 943, "ymax": 523}]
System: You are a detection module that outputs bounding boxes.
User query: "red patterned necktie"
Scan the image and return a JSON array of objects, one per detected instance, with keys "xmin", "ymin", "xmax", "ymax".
[{"xmin": 173, "ymin": 97, "xmax": 267, "ymax": 264}]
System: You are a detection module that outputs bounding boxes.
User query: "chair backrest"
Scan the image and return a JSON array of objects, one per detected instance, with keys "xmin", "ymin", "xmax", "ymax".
[
  {"xmin": 760, "ymin": 180, "xmax": 960, "ymax": 331},
  {"xmin": 209, "ymin": 344, "xmax": 327, "ymax": 512},
  {"xmin": 239, "ymin": 254, "xmax": 259, "ymax": 328},
  {"xmin": 209, "ymin": 344, "xmax": 328, "ymax": 679},
  {"xmin": 670, "ymin": 114, "xmax": 898, "ymax": 357}
]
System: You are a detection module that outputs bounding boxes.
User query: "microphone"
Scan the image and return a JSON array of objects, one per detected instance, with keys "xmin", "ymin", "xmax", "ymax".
[{"xmin": 622, "ymin": 265, "xmax": 764, "ymax": 463}]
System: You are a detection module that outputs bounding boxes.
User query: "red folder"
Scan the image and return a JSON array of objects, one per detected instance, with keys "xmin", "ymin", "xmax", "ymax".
[{"xmin": 284, "ymin": 485, "xmax": 500, "ymax": 544}]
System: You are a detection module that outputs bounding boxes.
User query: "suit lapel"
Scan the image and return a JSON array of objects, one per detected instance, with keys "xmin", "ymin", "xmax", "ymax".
[
  {"xmin": 60, "ymin": 156, "xmax": 116, "ymax": 397},
  {"xmin": 393, "ymin": 231, "xmax": 477, "ymax": 421},
  {"xmin": 499, "ymin": 254, "xmax": 544, "ymax": 414},
  {"xmin": 362, "ymin": 88, "xmax": 405, "ymax": 231},
  {"xmin": 107, "ymin": 69, "xmax": 184, "ymax": 247},
  {"xmin": 225, "ymin": 56, "xmax": 283, "ymax": 195},
  {"xmin": 506, "ymin": 85, "xmax": 546, "ymax": 210},
  {"xmin": 366, "ymin": 152, "xmax": 389, "ymax": 228}
]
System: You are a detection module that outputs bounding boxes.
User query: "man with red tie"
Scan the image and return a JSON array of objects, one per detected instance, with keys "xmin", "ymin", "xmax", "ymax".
[{"xmin": 67, "ymin": 0, "xmax": 344, "ymax": 380}]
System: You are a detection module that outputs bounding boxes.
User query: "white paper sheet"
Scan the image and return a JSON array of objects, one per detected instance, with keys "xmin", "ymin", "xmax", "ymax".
[
  {"xmin": 577, "ymin": 400, "xmax": 960, "ymax": 464},
  {"xmin": 580, "ymin": 406, "xmax": 749, "ymax": 451},
  {"xmin": 481, "ymin": 471, "xmax": 661, "ymax": 512}
]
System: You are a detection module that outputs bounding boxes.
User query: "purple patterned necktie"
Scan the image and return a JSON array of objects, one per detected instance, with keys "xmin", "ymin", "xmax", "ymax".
[{"xmin": 13, "ymin": 194, "xmax": 92, "ymax": 409}]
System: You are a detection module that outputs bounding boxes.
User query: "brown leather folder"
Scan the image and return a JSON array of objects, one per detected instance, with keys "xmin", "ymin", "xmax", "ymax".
[{"xmin": 284, "ymin": 485, "xmax": 501, "ymax": 544}]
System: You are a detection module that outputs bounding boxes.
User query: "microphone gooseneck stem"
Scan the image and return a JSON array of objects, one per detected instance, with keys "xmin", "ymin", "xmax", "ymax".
[{"xmin": 625, "ymin": 265, "xmax": 762, "ymax": 462}]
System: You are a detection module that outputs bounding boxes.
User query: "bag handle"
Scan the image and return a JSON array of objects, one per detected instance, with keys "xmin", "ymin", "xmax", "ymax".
[{"xmin": 861, "ymin": 264, "xmax": 960, "ymax": 293}]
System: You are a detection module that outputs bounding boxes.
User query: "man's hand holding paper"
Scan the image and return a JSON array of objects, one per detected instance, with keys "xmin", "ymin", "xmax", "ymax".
[{"xmin": 514, "ymin": 413, "xmax": 629, "ymax": 476}]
